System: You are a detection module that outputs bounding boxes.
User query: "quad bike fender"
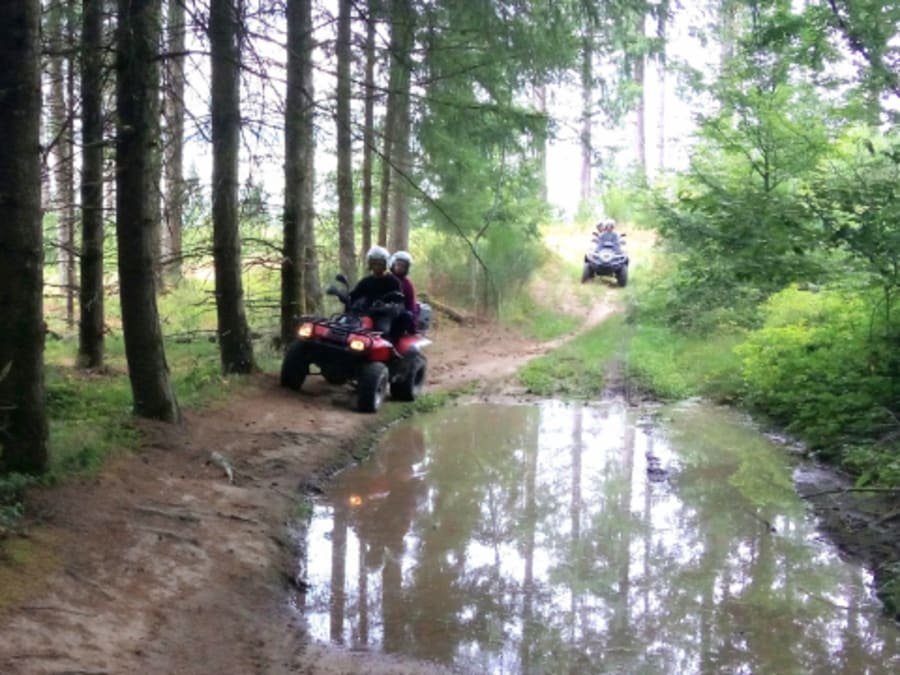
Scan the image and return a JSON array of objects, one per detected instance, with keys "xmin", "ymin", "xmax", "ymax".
[
  {"xmin": 394, "ymin": 334, "xmax": 432, "ymax": 356},
  {"xmin": 366, "ymin": 335, "xmax": 394, "ymax": 362}
]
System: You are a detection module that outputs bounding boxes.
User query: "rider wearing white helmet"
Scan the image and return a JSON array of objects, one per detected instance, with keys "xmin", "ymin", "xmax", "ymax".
[
  {"xmin": 349, "ymin": 245, "xmax": 402, "ymax": 308},
  {"xmin": 389, "ymin": 250, "xmax": 418, "ymax": 320},
  {"xmin": 389, "ymin": 251, "xmax": 419, "ymax": 338}
]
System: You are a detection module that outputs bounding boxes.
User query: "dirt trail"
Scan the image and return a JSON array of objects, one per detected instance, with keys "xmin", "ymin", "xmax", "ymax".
[{"xmin": 0, "ymin": 293, "xmax": 618, "ymax": 675}]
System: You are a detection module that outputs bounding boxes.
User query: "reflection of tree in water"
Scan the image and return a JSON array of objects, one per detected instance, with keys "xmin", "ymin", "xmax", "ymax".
[
  {"xmin": 408, "ymin": 405, "xmax": 540, "ymax": 665},
  {"xmin": 312, "ymin": 404, "xmax": 900, "ymax": 674},
  {"xmin": 325, "ymin": 424, "xmax": 428, "ymax": 649}
]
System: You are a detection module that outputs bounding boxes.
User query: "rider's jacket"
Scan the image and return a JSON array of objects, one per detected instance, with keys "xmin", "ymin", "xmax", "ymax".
[{"xmin": 349, "ymin": 273, "xmax": 402, "ymax": 307}]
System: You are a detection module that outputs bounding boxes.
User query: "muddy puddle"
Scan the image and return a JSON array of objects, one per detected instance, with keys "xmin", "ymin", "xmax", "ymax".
[{"xmin": 295, "ymin": 400, "xmax": 900, "ymax": 673}]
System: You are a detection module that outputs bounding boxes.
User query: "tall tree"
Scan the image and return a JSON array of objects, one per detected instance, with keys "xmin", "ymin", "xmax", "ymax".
[
  {"xmin": 634, "ymin": 13, "xmax": 647, "ymax": 178},
  {"xmin": 210, "ymin": 0, "xmax": 254, "ymax": 374},
  {"xmin": 376, "ymin": 16, "xmax": 397, "ymax": 249},
  {"xmin": 116, "ymin": 0, "xmax": 180, "ymax": 422},
  {"xmin": 0, "ymin": 0, "xmax": 49, "ymax": 472},
  {"xmin": 282, "ymin": 0, "xmax": 321, "ymax": 345},
  {"xmin": 47, "ymin": 0, "xmax": 77, "ymax": 327},
  {"xmin": 579, "ymin": 30, "xmax": 593, "ymax": 207},
  {"xmin": 79, "ymin": 0, "xmax": 105, "ymax": 369},
  {"xmin": 656, "ymin": 2, "xmax": 668, "ymax": 175},
  {"xmin": 360, "ymin": 4, "xmax": 377, "ymax": 262},
  {"xmin": 162, "ymin": 0, "xmax": 186, "ymax": 282},
  {"xmin": 386, "ymin": 0, "xmax": 414, "ymax": 252},
  {"xmin": 534, "ymin": 83, "xmax": 549, "ymax": 202},
  {"xmin": 336, "ymin": 0, "xmax": 356, "ymax": 280}
]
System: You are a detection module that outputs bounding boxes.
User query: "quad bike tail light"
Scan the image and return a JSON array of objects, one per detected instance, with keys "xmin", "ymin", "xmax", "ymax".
[{"xmin": 298, "ymin": 323, "xmax": 314, "ymax": 338}]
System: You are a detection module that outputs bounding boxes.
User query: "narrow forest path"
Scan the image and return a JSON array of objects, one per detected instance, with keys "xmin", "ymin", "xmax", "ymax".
[{"xmin": 0, "ymin": 253, "xmax": 624, "ymax": 674}]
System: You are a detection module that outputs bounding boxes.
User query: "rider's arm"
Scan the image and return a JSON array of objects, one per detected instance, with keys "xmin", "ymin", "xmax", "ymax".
[
  {"xmin": 349, "ymin": 277, "xmax": 371, "ymax": 303},
  {"xmin": 401, "ymin": 277, "xmax": 417, "ymax": 316}
]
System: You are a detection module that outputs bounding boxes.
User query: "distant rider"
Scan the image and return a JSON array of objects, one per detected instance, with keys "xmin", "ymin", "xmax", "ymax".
[{"xmin": 592, "ymin": 218, "xmax": 621, "ymax": 249}]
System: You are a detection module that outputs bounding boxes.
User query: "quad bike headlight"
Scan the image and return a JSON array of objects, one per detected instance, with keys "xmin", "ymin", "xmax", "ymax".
[
  {"xmin": 298, "ymin": 323, "xmax": 314, "ymax": 338},
  {"xmin": 348, "ymin": 337, "xmax": 367, "ymax": 352}
]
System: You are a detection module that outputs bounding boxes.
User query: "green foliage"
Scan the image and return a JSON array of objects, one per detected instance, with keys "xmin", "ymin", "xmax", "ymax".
[
  {"xmin": 877, "ymin": 562, "xmax": 900, "ymax": 621},
  {"xmin": 0, "ymin": 473, "xmax": 35, "ymax": 532},
  {"xmin": 736, "ymin": 286, "xmax": 898, "ymax": 452},
  {"xmin": 626, "ymin": 245, "xmax": 767, "ymax": 331},
  {"xmin": 806, "ymin": 129, "xmax": 900, "ymax": 297},
  {"xmin": 416, "ymin": 227, "xmax": 545, "ymax": 312},
  {"xmin": 626, "ymin": 323, "xmax": 744, "ymax": 401},
  {"xmin": 498, "ymin": 245, "xmax": 584, "ymax": 341}
]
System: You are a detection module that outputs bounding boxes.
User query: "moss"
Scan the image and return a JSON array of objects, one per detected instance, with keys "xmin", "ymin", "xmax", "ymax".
[{"xmin": 0, "ymin": 531, "xmax": 63, "ymax": 615}]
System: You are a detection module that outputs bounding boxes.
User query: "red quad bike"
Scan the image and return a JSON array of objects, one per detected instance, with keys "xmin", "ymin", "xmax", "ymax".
[{"xmin": 280, "ymin": 275, "xmax": 432, "ymax": 413}]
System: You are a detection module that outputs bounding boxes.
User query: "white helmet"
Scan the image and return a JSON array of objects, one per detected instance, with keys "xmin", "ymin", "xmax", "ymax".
[
  {"xmin": 390, "ymin": 250, "xmax": 413, "ymax": 269},
  {"xmin": 366, "ymin": 245, "xmax": 390, "ymax": 265}
]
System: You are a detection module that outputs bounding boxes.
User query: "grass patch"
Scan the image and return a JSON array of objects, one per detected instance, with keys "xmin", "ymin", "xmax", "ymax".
[
  {"xmin": 500, "ymin": 295, "xmax": 581, "ymax": 341},
  {"xmin": 518, "ymin": 314, "xmax": 631, "ymax": 397},
  {"xmin": 626, "ymin": 324, "xmax": 745, "ymax": 401},
  {"xmin": 0, "ymin": 532, "xmax": 63, "ymax": 614},
  {"xmin": 31, "ymin": 299, "xmax": 286, "ymax": 523}
]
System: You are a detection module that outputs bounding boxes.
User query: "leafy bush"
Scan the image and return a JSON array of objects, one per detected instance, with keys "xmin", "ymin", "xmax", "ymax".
[
  {"xmin": 736, "ymin": 286, "xmax": 898, "ymax": 452},
  {"xmin": 0, "ymin": 473, "xmax": 35, "ymax": 532}
]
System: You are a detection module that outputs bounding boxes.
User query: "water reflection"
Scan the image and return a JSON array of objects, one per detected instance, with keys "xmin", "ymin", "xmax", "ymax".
[{"xmin": 300, "ymin": 401, "xmax": 900, "ymax": 673}]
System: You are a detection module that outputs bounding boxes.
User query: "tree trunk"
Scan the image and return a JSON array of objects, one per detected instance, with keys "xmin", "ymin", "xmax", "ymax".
[
  {"xmin": 162, "ymin": 0, "xmax": 186, "ymax": 283},
  {"xmin": 656, "ymin": 6, "xmax": 667, "ymax": 174},
  {"xmin": 387, "ymin": 0, "xmax": 413, "ymax": 252},
  {"xmin": 360, "ymin": 4, "xmax": 376, "ymax": 262},
  {"xmin": 336, "ymin": 0, "xmax": 356, "ymax": 281},
  {"xmin": 579, "ymin": 32, "xmax": 593, "ymax": 207},
  {"xmin": 635, "ymin": 14, "xmax": 647, "ymax": 181},
  {"xmin": 282, "ymin": 0, "xmax": 321, "ymax": 345},
  {"xmin": 79, "ymin": 0, "xmax": 105, "ymax": 369},
  {"xmin": 64, "ymin": 0, "xmax": 77, "ymax": 326},
  {"xmin": 0, "ymin": 0, "xmax": 49, "ymax": 473},
  {"xmin": 719, "ymin": 0, "xmax": 737, "ymax": 68},
  {"xmin": 377, "ymin": 9, "xmax": 399, "ymax": 249},
  {"xmin": 116, "ymin": 0, "xmax": 180, "ymax": 422},
  {"xmin": 210, "ymin": 0, "xmax": 254, "ymax": 374},
  {"xmin": 534, "ymin": 83, "xmax": 548, "ymax": 202},
  {"xmin": 47, "ymin": 1, "xmax": 77, "ymax": 327}
]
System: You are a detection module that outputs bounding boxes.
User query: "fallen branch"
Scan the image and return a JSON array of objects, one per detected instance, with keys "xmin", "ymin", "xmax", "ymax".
[
  {"xmin": 64, "ymin": 567, "xmax": 116, "ymax": 601},
  {"xmin": 874, "ymin": 508, "xmax": 900, "ymax": 526},
  {"xmin": 22, "ymin": 605, "xmax": 93, "ymax": 616},
  {"xmin": 135, "ymin": 502, "xmax": 259, "ymax": 525},
  {"xmin": 132, "ymin": 505, "xmax": 201, "ymax": 523},
  {"xmin": 803, "ymin": 486, "xmax": 900, "ymax": 499},
  {"xmin": 420, "ymin": 294, "xmax": 468, "ymax": 324},
  {"xmin": 134, "ymin": 525, "xmax": 201, "ymax": 547}
]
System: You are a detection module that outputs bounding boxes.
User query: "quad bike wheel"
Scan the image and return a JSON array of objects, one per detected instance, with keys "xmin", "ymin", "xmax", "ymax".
[
  {"xmin": 357, "ymin": 361, "xmax": 389, "ymax": 412},
  {"xmin": 581, "ymin": 262, "xmax": 594, "ymax": 283},
  {"xmin": 391, "ymin": 354, "xmax": 426, "ymax": 401},
  {"xmin": 615, "ymin": 264, "xmax": 628, "ymax": 288},
  {"xmin": 280, "ymin": 341, "xmax": 310, "ymax": 390}
]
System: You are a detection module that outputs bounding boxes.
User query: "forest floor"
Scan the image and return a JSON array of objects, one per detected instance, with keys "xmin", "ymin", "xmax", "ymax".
[{"xmin": 0, "ymin": 290, "xmax": 619, "ymax": 675}]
